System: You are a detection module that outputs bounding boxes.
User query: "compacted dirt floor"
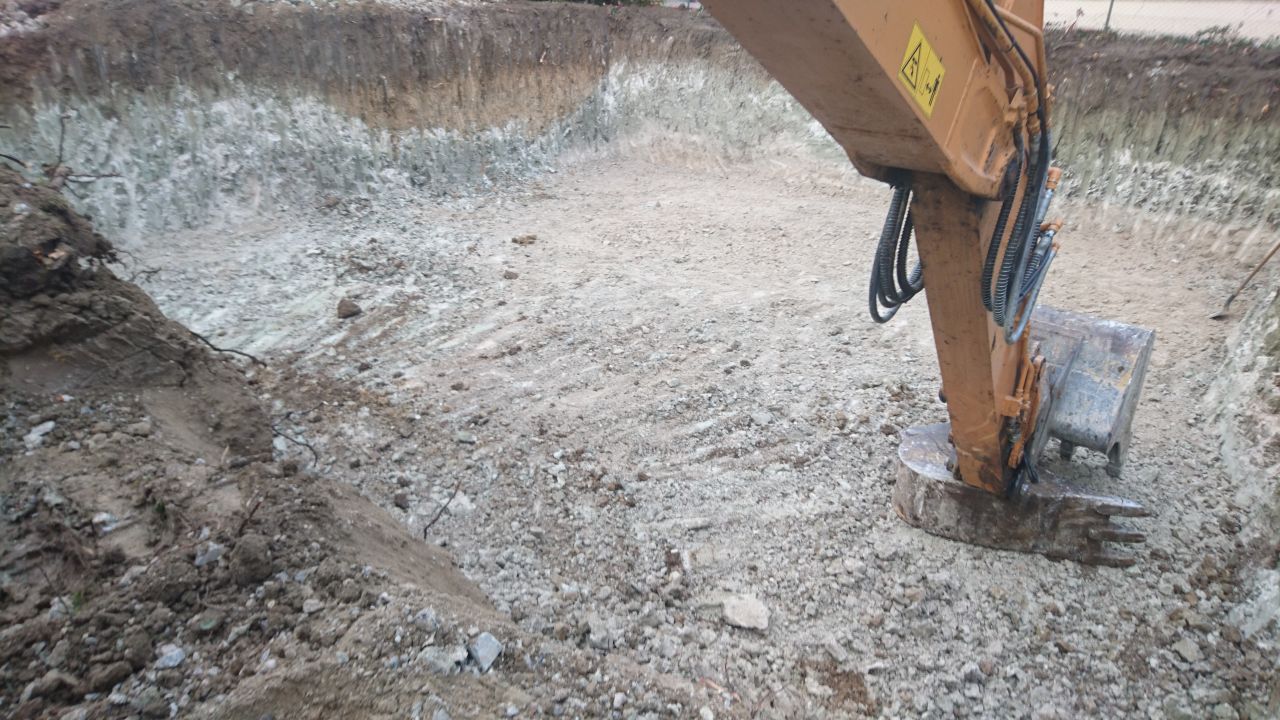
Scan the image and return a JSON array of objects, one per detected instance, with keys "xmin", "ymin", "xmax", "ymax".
[{"xmin": 114, "ymin": 152, "xmax": 1279, "ymax": 718}]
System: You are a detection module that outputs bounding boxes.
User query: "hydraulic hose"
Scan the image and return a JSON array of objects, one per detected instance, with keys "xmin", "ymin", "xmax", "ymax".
[
  {"xmin": 983, "ymin": 0, "xmax": 1055, "ymax": 343},
  {"xmin": 981, "ymin": 133, "xmax": 1025, "ymax": 312},
  {"xmin": 991, "ymin": 132, "xmax": 1047, "ymax": 329},
  {"xmin": 868, "ymin": 181, "xmax": 924, "ymax": 323},
  {"xmin": 1006, "ymin": 227, "xmax": 1059, "ymax": 341},
  {"xmin": 996, "ymin": 130, "xmax": 1051, "ymax": 334}
]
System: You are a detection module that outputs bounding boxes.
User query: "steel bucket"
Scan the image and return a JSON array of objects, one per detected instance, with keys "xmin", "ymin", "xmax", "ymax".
[{"xmin": 1029, "ymin": 305, "xmax": 1156, "ymax": 477}]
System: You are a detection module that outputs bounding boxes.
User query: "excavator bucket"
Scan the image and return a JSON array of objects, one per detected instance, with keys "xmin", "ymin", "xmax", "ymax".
[
  {"xmin": 894, "ymin": 306, "xmax": 1157, "ymax": 566},
  {"xmin": 1029, "ymin": 305, "xmax": 1156, "ymax": 478}
]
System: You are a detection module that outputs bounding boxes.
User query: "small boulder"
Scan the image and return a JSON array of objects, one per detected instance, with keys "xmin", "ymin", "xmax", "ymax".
[
  {"xmin": 123, "ymin": 420, "xmax": 153, "ymax": 437},
  {"xmin": 193, "ymin": 541, "xmax": 226, "ymax": 568},
  {"xmin": 23, "ymin": 421, "xmax": 56, "ymax": 450},
  {"xmin": 468, "ymin": 632, "xmax": 503, "ymax": 672},
  {"xmin": 229, "ymin": 534, "xmax": 272, "ymax": 586},
  {"xmin": 88, "ymin": 661, "xmax": 133, "ymax": 692},
  {"xmin": 154, "ymin": 643, "xmax": 186, "ymax": 669},
  {"xmin": 336, "ymin": 298, "xmax": 363, "ymax": 319},
  {"xmin": 24, "ymin": 669, "xmax": 80, "ymax": 701},
  {"xmin": 418, "ymin": 645, "xmax": 467, "ymax": 675},
  {"xmin": 190, "ymin": 609, "xmax": 225, "ymax": 636},
  {"xmin": 722, "ymin": 594, "xmax": 769, "ymax": 631},
  {"xmin": 1171, "ymin": 638, "xmax": 1201, "ymax": 663}
]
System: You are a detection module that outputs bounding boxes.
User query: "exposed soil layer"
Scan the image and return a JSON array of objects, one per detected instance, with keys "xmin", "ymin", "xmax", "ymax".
[
  {"xmin": 1047, "ymin": 29, "xmax": 1280, "ymax": 220},
  {"xmin": 2, "ymin": 3, "xmax": 1274, "ymax": 134},
  {"xmin": 0, "ymin": 0, "xmax": 727, "ymax": 132},
  {"xmin": 1049, "ymin": 29, "xmax": 1280, "ymax": 121},
  {"xmin": 1, "ymin": 1, "xmax": 1277, "ymax": 235}
]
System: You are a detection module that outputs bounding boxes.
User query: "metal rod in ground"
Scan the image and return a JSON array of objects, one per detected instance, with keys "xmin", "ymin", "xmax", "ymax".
[
  {"xmin": 1104, "ymin": 0, "xmax": 1116, "ymax": 31},
  {"xmin": 1211, "ymin": 236, "xmax": 1280, "ymax": 320}
]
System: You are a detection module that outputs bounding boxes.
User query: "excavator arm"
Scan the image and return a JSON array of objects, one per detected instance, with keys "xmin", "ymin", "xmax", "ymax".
[{"xmin": 700, "ymin": 0, "xmax": 1155, "ymax": 565}]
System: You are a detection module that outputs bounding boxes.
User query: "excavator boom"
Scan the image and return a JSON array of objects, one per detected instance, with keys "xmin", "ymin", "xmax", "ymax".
[{"xmin": 700, "ymin": 0, "xmax": 1155, "ymax": 565}]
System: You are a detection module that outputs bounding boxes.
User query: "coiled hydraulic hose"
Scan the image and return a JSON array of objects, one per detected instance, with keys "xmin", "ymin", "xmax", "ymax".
[
  {"xmin": 981, "ymin": 134, "xmax": 1025, "ymax": 313},
  {"xmin": 868, "ymin": 180, "xmax": 924, "ymax": 323}
]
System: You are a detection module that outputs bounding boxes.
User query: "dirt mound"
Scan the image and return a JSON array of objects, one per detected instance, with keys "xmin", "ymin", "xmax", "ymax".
[
  {"xmin": 2, "ymin": 166, "xmax": 267, "ymax": 458},
  {"xmin": 0, "ymin": 172, "xmax": 686, "ymax": 718},
  {"xmin": 0, "ymin": 167, "xmax": 112, "ymax": 302}
]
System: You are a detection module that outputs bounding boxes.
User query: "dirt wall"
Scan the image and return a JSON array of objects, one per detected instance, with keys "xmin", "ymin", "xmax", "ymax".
[
  {"xmin": 1, "ymin": 1, "xmax": 1276, "ymax": 236},
  {"xmin": 1049, "ymin": 31, "xmax": 1280, "ymax": 227}
]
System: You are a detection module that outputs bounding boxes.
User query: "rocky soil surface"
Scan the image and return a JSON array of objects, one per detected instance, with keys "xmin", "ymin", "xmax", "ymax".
[
  {"xmin": 0, "ymin": 167, "xmax": 709, "ymax": 719},
  {"xmin": 104, "ymin": 152, "xmax": 1280, "ymax": 719},
  {"xmin": 2, "ymin": 1, "xmax": 1278, "ymax": 719}
]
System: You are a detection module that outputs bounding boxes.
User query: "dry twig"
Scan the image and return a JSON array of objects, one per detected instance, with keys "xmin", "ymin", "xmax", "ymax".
[
  {"xmin": 422, "ymin": 478, "xmax": 464, "ymax": 536},
  {"xmin": 189, "ymin": 329, "xmax": 266, "ymax": 367},
  {"xmin": 236, "ymin": 495, "xmax": 265, "ymax": 537},
  {"xmin": 271, "ymin": 425, "xmax": 319, "ymax": 465}
]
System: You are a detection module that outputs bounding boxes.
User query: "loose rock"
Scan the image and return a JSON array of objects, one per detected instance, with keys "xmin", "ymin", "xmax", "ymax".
[
  {"xmin": 23, "ymin": 420, "xmax": 56, "ymax": 449},
  {"xmin": 88, "ymin": 661, "xmax": 133, "ymax": 692},
  {"xmin": 722, "ymin": 594, "xmax": 769, "ymax": 630},
  {"xmin": 468, "ymin": 632, "xmax": 504, "ymax": 672},
  {"xmin": 229, "ymin": 534, "xmax": 273, "ymax": 586},
  {"xmin": 1172, "ymin": 638, "xmax": 1202, "ymax": 663},
  {"xmin": 337, "ymin": 297, "xmax": 363, "ymax": 319},
  {"xmin": 154, "ymin": 643, "xmax": 186, "ymax": 669},
  {"xmin": 419, "ymin": 645, "xmax": 467, "ymax": 674}
]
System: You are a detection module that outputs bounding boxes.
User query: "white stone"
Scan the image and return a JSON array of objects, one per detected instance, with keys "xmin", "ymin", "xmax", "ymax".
[
  {"xmin": 1171, "ymin": 638, "xmax": 1201, "ymax": 663},
  {"xmin": 155, "ymin": 643, "xmax": 187, "ymax": 669},
  {"xmin": 23, "ymin": 421, "xmax": 55, "ymax": 450},
  {"xmin": 722, "ymin": 594, "xmax": 769, "ymax": 630}
]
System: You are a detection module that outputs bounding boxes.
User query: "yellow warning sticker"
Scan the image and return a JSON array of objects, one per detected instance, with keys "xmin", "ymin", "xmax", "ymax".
[{"xmin": 899, "ymin": 22, "xmax": 946, "ymax": 118}]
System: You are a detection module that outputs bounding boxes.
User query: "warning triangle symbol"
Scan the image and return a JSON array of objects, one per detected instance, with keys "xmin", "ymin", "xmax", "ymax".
[{"xmin": 901, "ymin": 43, "xmax": 922, "ymax": 89}]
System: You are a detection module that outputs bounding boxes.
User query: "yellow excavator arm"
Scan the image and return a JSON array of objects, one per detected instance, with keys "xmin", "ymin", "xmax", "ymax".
[{"xmin": 700, "ymin": 0, "xmax": 1156, "ymax": 565}]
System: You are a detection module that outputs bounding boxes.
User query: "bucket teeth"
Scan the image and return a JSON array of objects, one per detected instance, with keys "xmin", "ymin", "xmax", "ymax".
[
  {"xmin": 1087, "ymin": 526, "xmax": 1146, "ymax": 544},
  {"xmin": 894, "ymin": 423, "xmax": 1152, "ymax": 566},
  {"xmin": 1090, "ymin": 499, "xmax": 1151, "ymax": 519}
]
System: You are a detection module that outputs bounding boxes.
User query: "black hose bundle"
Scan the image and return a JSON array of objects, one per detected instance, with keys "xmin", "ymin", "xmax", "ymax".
[
  {"xmin": 981, "ymin": 134, "xmax": 1024, "ymax": 314},
  {"xmin": 983, "ymin": 0, "xmax": 1055, "ymax": 344},
  {"xmin": 991, "ymin": 131, "xmax": 1049, "ymax": 332},
  {"xmin": 868, "ymin": 181, "xmax": 924, "ymax": 323}
]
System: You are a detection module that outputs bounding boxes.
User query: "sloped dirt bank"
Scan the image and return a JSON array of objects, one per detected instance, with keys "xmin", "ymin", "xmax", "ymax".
[
  {"xmin": 0, "ymin": 168, "xmax": 703, "ymax": 719},
  {"xmin": 1209, "ymin": 286, "xmax": 1280, "ymax": 649}
]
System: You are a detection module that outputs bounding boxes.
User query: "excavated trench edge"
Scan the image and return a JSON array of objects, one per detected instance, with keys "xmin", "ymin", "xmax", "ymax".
[{"xmin": 0, "ymin": 3, "xmax": 1276, "ymax": 238}]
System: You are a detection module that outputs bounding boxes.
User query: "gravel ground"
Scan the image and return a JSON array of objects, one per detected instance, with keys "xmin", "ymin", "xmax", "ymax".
[{"xmin": 126, "ymin": 152, "xmax": 1279, "ymax": 719}]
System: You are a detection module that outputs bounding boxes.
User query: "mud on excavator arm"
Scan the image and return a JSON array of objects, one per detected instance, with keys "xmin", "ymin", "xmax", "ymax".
[{"xmin": 700, "ymin": 0, "xmax": 1155, "ymax": 565}]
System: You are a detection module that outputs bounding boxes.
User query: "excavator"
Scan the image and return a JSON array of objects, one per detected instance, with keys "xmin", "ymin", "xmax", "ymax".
[{"xmin": 699, "ymin": 0, "xmax": 1156, "ymax": 566}]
